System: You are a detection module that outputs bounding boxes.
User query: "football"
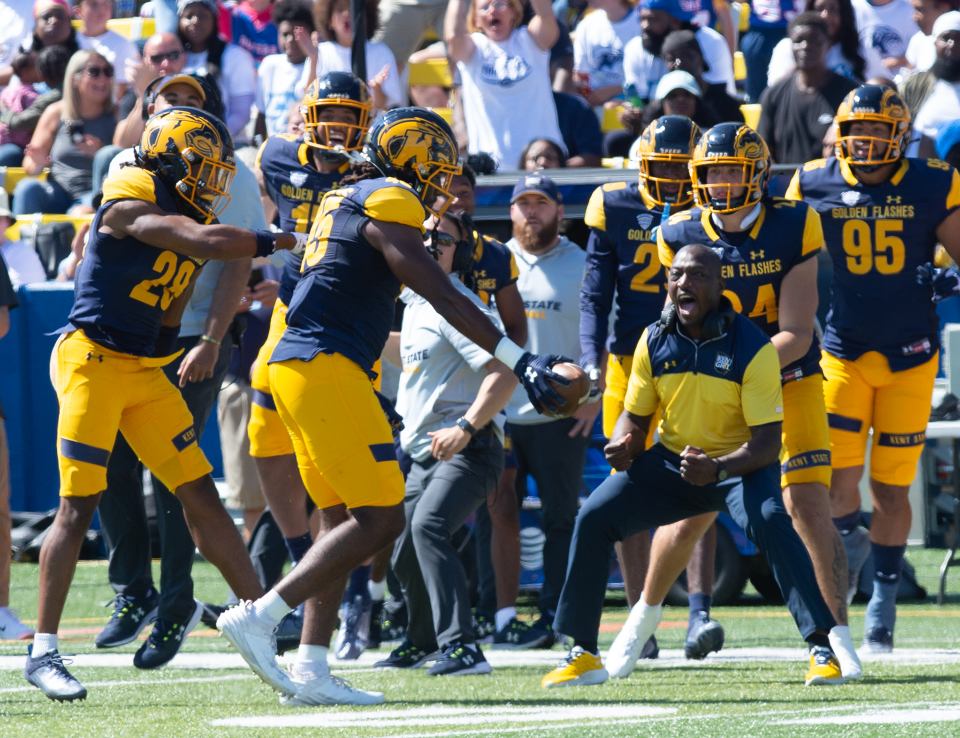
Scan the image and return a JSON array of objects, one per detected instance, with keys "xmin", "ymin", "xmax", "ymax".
[{"xmin": 546, "ymin": 362, "xmax": 591, "ymax": 419}]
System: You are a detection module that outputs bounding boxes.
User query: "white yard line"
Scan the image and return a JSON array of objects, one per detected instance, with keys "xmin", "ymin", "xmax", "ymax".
[{"xmin": 0, "ymin": 673, "xmax": 256, "ymax": 694}]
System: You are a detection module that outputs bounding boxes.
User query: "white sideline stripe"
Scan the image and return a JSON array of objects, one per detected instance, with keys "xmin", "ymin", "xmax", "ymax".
[
  {"xmin": 778, "ymin": 706, "xmax": 960, "ymax": 725},
  {"xmin": 211, "ymin": 705, "xmax": 677, "ymax": 728},
  {"xmin": 0, "ymin": 673, "xmax": 256, "ymax": 694}
]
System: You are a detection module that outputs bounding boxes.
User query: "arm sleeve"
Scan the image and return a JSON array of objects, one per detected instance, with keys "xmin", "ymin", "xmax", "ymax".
[
  {"xmin": 102, "ymin": 166, "xmax": 159, "ymax": 205},
  {"xmin": 578, "ymin": 188, "xmax": 615, "ymax": 367},
  {"xmin": 799, "ymin": 205, "xmax": 824, "ymax": 260},
  {"xmin": 741, "ymin": 342, "xmax": 785, "ymax": 427},
  {"xmin": 440, "ymin": 301, "xmax": 497, "ymax": 372},
  {"xmin": 623, "ymin": 329, "xmax": 658, "ymax": 416}
]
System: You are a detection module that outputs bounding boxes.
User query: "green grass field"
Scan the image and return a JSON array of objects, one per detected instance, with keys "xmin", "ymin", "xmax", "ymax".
[{"xmin": 2, "ymin": 548, "xmax": 960, "ymax": 738}]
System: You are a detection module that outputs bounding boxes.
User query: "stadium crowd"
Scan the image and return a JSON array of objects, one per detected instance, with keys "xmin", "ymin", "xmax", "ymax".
[{"xmin": 0, "ymin": 0, "xmax": 960, "ymax": 710}]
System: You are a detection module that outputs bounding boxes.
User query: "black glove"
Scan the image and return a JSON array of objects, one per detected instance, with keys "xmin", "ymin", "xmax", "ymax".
[
  {"xmin": 916, "ymin": 262, "xmax": 960, "ymax": 303},
  {"xmin": 374, "ymin": 389, "xmax": 404, "ymax": 434},
  {"xmin": 514, "ymin": 353, "xmax": 571, "ymax": 415}
]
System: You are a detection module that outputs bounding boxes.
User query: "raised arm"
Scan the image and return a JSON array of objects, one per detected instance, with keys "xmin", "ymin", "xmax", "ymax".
[
  {"xmin": 527, "ymin": 0, "xmax": 559, "ymax": 51},
  {"xmin": 445, "ymin": 0, "xmax": 477, "ymax": 65}
]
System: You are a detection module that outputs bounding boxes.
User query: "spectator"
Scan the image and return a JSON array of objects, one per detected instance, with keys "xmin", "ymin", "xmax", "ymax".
[
  {"xmin": 935, "ymin": 116, "xmax": 960, "ymax": 166},
  {"xmin": 853, "ymin": 0, "xmax": 920, "ymax": 76},
  {"xmin": 0, "ymin": 0, "xmax": 36, "ymax": 87},
  {"xmin": 13, "ymin": 50, "xmax": 116, "ymax": 216},
  {"xmin": 638, "ymin": 70, "xmax": 717, "ymax": 132},
  {"xmin": 0, "ymin": 52, "xmax": 40, "ymax": 165},
  {"xmin": 573, "ymin": 0, "xmax": 639, "ymax": 106},
  {"xmin": 758, "ymin": 13, "xmax": 858, "ymax": 163},
  {"xmin": 0, "ymin": 45, "xmax": 68, "ymax": 164},
  {"xmin": 447, "ymin": 0, "xmax": 565, "ymax": 172},
  {"xmin": 178, "ymin": 0, "xmax": 257, "ymax": 140},
  {"xmin": 0, "ymin": 192, "xmax": 44, "ymax": 285},
  {"xmin": 0, "ymin": 248, "xmax": 34, "ymax": 642},
  {"xmin": 255, "ymin": 0, "xmax": 312, "ymax": 138},
  {"xmin": 503, "ymin": 174, "xmax": 598, "ymax": 633},
  {"xmin": 296, "ymin": 0, "xmax": 400, "ymax": 110},
  {"xmin": 231, "ymin": 0, "xmax": 279, "ymax": 64},
  {"xmin": 74, "ymin": 0, "xmax": 140, "ymax": 100},
  {"xmin": 374, "ymin": 0, "xmax": 447, "ymax": 73},
  {"xmin": 520, "ymin": 137, "xmax": 566, "ymax": 169},
  {"xmin": 113, "ymin": 33, "xmax": 187, "ymax": 147},
  {"xmin": 909, "ymin": 13, "xmax": 960, "ymax": 138},
  {"xmin": 741, "ymin": 0, "xmax": 801, "ymax": 102},
  {"xmin": 769, "ymin": 0, "xmax": 889, "ymax": 85},
  {"xmin": 622, "ymin": 0, "xmax": 734, "ymax": 103},
  {"xmin": 906, "ymin": 0, "xmax": 959, "ymax": 70},
  {"xmin": 553, "ymin": 89, "xmax": 603, "ymax": 165},
  {"xmin": 28, "ymin": 0, "xmax": 78, "ymax": 56}
]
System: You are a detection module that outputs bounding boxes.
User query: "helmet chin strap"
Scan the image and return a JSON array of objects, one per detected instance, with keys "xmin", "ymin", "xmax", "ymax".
[{"xmin": 425, "ymin": 222, "xmax": 442, "ymax": 261}]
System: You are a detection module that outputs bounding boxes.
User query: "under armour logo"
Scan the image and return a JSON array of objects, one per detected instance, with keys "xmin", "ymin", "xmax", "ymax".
[
  {"xmin": 664, "ymin": 360, "xmax": 676, "ymax": 370},
  {"xmin": 462, "ymin": 653, "xmax": 474, "ymax": 665},
  {"xmin": 524, "ymin": 366, "xmax": 539, "ymax": 383},
  {"xmin": 507, "ymin": 632, "xmax": 520, "ymax": 643},
  {"xmin": 133, "ymin": 607, "xmax": 145, "ymax": 620},
  {"xmin": 87, "ymin": 352, "xmax": 103, "ymax": 363},
  {"xmin": 887, "ymin": 195, "xmax": 902, "ymax": 204},
  {"xmin": 750, "ymin": 250, "xmax": 765, "ymax": 260}
]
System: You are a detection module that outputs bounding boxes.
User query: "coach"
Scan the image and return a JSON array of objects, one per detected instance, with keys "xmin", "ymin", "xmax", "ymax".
[
  {"xmin": 504, "ymin": 174, "xmax": 599, "ymax": 634},
  {"xmin": 544, "ymin": 244, "xmax": 841, "ymax": 688}
]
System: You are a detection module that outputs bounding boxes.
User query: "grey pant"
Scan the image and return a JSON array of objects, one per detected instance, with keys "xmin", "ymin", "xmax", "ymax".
[
  {"xmin": 392, "ymin": 437, "xmax": 503, "ymax": 649},
  {"xmin": 510, "ymin": 419, "xmax": 590, "ymax": 619}
]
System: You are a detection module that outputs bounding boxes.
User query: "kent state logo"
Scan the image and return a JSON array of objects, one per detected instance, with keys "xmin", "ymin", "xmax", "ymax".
[
  {"xmin": 636, "ymin": 213, "xmax": 654, "ymax": 230},
  {"xmin": 290, "ymin": 172, "xmax": 308, "ymax": 188},
  {"xmin": 714, "ymin": 353, "xmax": 732, "ymax": 375}
]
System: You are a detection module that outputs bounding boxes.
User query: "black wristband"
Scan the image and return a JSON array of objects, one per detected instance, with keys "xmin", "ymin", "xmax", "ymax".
[
  {"xmin": 252, "ymin": 230, "xmax": 277, "ymax": 258},
  {"xmin": 456, "ymin": 417, "xmax": 478, "ymax": 436}
]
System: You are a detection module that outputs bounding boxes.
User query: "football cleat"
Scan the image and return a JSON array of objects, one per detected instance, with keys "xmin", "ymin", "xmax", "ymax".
[
  {"xmin": 493, "ymin": 618, "xmax": 552, "ymax": 650},
  {"xmin": 334, "ymin": 593, "xmax": 371, "ymax": 660},
  {"xmin": 472, "ymin": 612, "xmax": 496, "ymax": 643},
  {"xmin": 684, "ymin": 611, "xmax": 725, "ymax": 660},
  {"xmin": 862, "ymin": 626, "xmax": 894, "ymax": 654},
  {"xmin": 24, "ymin": 647, "xmax": 87, "ymax": 702},
  {"xmin": 640, "ymin": 634, "xmax": 659, "ymax": 660},
  {"xmin": 199, "ymin": 602, "xmax": 229, "ymax": 631},
  {"xmin": 275, "ymin": 606, "xmax": 303, "ymax": 656},
  {"xmin": 372, "ymin": 638, "xmax": 439, "ymax": 669},
  {"xmin": 426, "ymin": 642, "xmax": 493, "ymax": 676},
  {"xmin": 0, "ymin": 607, "xmax": 35, "ymax": 641},
  {"xmin": 805, "ymin": 646, "xmax": 845, "ymax": 686},
  {"xmin": 133, "ymin": 600, "xmax": 204, "ymax": 669},
  {"xmin": 217, "ymin": 600, "xmax": 296, "ymax": 695},
  {"xmin": 542, "ymin": 646, "xmax": 608, "ymax": 688},
  {"xmin": 95, "ymin": 590, "xmax": 159, "ymax": 648},
  {"xmin": 279, "ymin": 662, "xmax": 385, "ymax": 706}
]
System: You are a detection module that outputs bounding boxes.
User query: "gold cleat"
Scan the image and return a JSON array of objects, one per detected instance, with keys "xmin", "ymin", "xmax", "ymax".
[
  {"xmin": 805, "ymin": 646, "xmax": 846, "ymax": 686},
  {"xmin": 541, "ymin": 646, "xmax": 609, "ymax": 688}
]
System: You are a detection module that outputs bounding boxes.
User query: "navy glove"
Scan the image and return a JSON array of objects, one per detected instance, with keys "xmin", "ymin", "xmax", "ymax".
[
  {"xmin": 917, "ymin": 262, "xmax": 960, "ymax": 302},
  {"xmin": 374, "ymin": 389, "xmax": 404, "ymax": 434},
  {"xmin": 514, "ymin": 353, "xmax": 571, "ymax": 415}
]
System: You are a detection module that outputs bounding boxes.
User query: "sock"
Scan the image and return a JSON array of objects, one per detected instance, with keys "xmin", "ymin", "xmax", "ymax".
[
  {"xmin": 346, "ymin": 565, "xmax": 371, "ymax": 600},
  {"xmin": 873, "ymin": 543, "xmax": 906, "ymax": 585},
  {"xmin": 32, "ymin": 633, "xmax": 57, "ymax": 657},
  {"xmin": 688, "ymin": 593, "xmax": 712, "ymax": 624},
  {"xmin": 865, "ymin": 543, "xmax": 905, "ymax": 633},
  {"xmin": 368, "ymin": 578, "xmax": 386, "ymax": 602},
  {"xmin": 829, "ymin": 625, "xmax": 862, "ymax": 678},
  {"xmin": 832, "ymin": 510, "xmax": 862, "ymax": 535},
  {"xmin": 574, "ymin": 639, "xmax": 598, "ymax": 655},
  {"xmin": 253, "ymin": 590, "xmax": 293, "ymax": 627},
  {"xmin": 806, "ymin": 632, "xmax": 831, "ymax": 650},
  {"xmin": 296, "ymin": 644, "xmax": 328, "ymax": 664},
  {"xmin": 284, "ymin": 533, "xmax": 313, "ymax": 565},
  {"xmin": 495, "ymin": 607, "xmax": 517, "ymax": 632}
]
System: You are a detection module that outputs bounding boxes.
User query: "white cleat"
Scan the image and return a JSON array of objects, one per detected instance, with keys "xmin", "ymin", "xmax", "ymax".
[
  {"xmin": 280, "ymin": 662, "xmax": 385, "ymax": 706},
  {"xmin": 607, "ymin": 598, "xmax": 662, "ymax": 679},
  {"xmin": 829, "ymin": 625, "xmax": 863, "ymax": 680},
  {"xmin": 217, "ymin": 600, "xmax": 296, "ymax": 696}
]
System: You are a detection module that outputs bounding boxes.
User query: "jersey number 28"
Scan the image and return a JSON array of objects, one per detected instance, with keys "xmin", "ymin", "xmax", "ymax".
[{"xmin": 129, "ymin": 251, "xmax": 196, "ymax": 310}]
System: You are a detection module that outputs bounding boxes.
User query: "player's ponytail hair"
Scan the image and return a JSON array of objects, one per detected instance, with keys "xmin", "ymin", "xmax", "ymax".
[{"xmin": 340, "ymin": 160, "xmax": 383, "ymax": 185}]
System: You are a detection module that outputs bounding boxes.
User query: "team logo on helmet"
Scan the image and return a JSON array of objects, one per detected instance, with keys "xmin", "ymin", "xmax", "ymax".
[
  {"xmin": 301, "ymin": 72, "xmax": 373, "ymax": 153},
  {"xmin": 690, "ymin": 123, "xmax": 770, "ymax": 213},
  {"xmin": 635, "ymin": 115, "xmax": 701, "ymax": 208}
]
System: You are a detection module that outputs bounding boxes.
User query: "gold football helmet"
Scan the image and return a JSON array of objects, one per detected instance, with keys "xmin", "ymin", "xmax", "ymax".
[
  {"xmin": 135, "ymin": 106, "xmax": 236, "ymax": 222},
  {"xmin": 636, "ymin": 115, "xmax": 701, "ymax": 208},
  {"xmin": 364, "ymin": 107, "xmax": 462, "ymax": 218},
  {"xmin": 301, "ymin": 71, "xmax": 373, "ymax": 153},
  {"xmin": 690, "ymin": 123, "xmax": 770, "ymax": 213},
  {"xmin": 834, "ymin": 85, "xmax": 910, "ymax": 167}
]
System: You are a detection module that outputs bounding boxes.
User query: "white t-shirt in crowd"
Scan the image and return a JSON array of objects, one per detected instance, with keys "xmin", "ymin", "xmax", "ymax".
[
  {"xmin": 185, "ymin": 44, "xmax": 256, "ymax": 137},
  {"xmin": 294, "ymin": 41, "xmax": 402, "ymax": 108},
  {"xmin": 767, "ymin": 38, "xmax": 890, "ymax": 86},
  {"xmin": 1, "ymin": 238, "xmax": 45, "ymax": 286},
  {"xmin": 0, "ymin": 0, "xmax": 33, "ymax": 73},
  {"xmin": 78, "ymin": 29, "xmax": 139, "ymax": 83},
  {"xmin": 573, "ymin": 6, "xmax": 639, "ymax": 90},
  {"xmin": 853, "ymin": 0, "xmax": 919, "ymax": 74},
  {"xmin": 906, "ymin": 30, "xmax": 937, "ymax": 71},
  {"xmin": 623, "ymin": 26, "xmax": 735, "ymax": 100},
  {"xmin": 912, "ymin": 78, "xmax": 960, "ymax": 138},
  {"xmin": 256, "ymin": 53, "xmax": 304, "ymax": 136},
  {"xmin": 457, "ymin": 28, "xmax": 565, "ymax": 171}
]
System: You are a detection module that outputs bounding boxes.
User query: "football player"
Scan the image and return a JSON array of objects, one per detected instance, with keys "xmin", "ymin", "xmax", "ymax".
[
  {"xmin": 217, "ymin": 108, "xmax": 573, "ymax": 704},
  {"xmin": 580, "ymin": 115, "xmax": 717, "ymax": 662},
  {"xmin": 786, "ymin": 85, "xmax": 960, "ymax": 652},
  {"xmin": 25, "ymin": 107, "xmax": 303, "ymax": 702}
]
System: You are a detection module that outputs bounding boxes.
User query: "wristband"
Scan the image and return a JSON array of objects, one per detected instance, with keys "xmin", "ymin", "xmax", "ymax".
[
  {"xmin": 494, "ymin": 337, "xmax": 527, "ymax": 371},
  {"xmin": 456, "ymin": 417, "xmax": 478, "ymax": 436},
  {"xmin": 200, "ymin": 334, "xmax": 222, "ymax": 347},
  {"xmin": 252, "ymin": 230, "xmax": 277, "ymax": 258}
]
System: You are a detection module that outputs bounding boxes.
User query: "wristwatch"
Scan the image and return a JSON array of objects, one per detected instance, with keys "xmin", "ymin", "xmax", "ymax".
[
  {"xmin": 715, "ymin": 459, "xmax": 728, "ymax": 483},
  {"xmin": 456, "ymin": 417, "xmax": 478, "ymax": 436}
]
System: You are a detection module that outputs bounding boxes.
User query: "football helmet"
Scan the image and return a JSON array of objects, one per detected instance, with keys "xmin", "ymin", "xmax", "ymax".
[
  {"xmin": 364, "ymin": 107, "xmax": 462, "ymax": 218},
  {"xmin": 636, "ymin": 115, "xmax": 701, "ymax": 208},
  {"xmin": 135, "ymin": 106, "xmax": 236, "ymax": 223},
  {"xmin": 690, "ymin": 123, "xmax": 770, "ymax": 213},
  {"xmin": 834, "ymin": 84, "xmax": 910, "ymax": 168},
  {"xmin": 301, "ymin": 71, "xmax": 373, "ymax": 154}
]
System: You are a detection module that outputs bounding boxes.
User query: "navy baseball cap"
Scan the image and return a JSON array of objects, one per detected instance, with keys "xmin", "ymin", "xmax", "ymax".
[
  {"xmin": 511, "ymin": 173, "xmax": 562, "ymax": 203},
  {"xmin": 640, "ymin": 0, "xmax": 697, "ymax": 22}
]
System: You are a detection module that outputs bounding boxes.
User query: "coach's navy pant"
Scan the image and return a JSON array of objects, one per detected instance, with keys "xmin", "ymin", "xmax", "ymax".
[{"xmin": 554, "ymin": 444, "xmax": 836, "ymax": 643}]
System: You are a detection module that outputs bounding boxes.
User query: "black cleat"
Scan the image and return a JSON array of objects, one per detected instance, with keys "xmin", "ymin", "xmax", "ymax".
[
  {"xmin": 684, "ymin": 611, "xmax": 724, "ymax": 660},
  {"xmin": 275, "ymin": 606, "xmax": 303, "ymax": 656},
  {"xmin": 493, "ymin": 618, "xmax": 552, "ymax": 650},
  {"xmin": 199, "ymin": 602, "xmax": 229, "ymax": 631},
  {"xmin": 372, "ymin": 638, "xmax": 439, "ymax": 669},
  {"xmin": 24, "ymin": 647, "xmax": 87, "ymax": 701},
  {"xmin": 472, "ymin": 612, "xmax": 496, "ymax": 644},
  {"xmin": 95, "ymin": 590, "xmax": 158, "ymax": 648},
  {"xmin": 426, "ymin": 642, "xmax": 492, "ymax": 676},
  {"xmin": 640, "ymin": 634, "xmax": 659, "ymax": 660},
  {"xmin": 133, "ymin": 600, "xmax": 204, "ymax": 670}
]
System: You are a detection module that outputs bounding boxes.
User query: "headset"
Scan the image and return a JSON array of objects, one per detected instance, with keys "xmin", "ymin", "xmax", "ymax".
[{"xmin": 657, "ymin": 296, "xmax": 735, "ymax": 340}]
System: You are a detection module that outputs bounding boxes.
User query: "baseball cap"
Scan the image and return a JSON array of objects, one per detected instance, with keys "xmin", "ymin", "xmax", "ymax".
[
  {"xmin": 154, "ymin": 74, "xmax": 207, "ymax": 103},
  {"xmin": 511, "ymin": 173, "xmax": 562, "ymax": 203},
  {"xmin": 934, "ymin": 10, "xmax": 960, "ymax": 37},
  {"xmin": 640, "ymin": 0, "xmax": 696, "ymax": 23},
  {"xmin": 655, "ymin": 70, "xmax": 701, "ymax": 102}
]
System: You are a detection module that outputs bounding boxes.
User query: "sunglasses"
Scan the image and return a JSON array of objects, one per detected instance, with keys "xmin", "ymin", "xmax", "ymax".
[
  {"xmin": 81, "ymin": 66, "xmax": 114, "ymax": 78},
  {"xmin": 477, "ymin": 0, "xmax": 509, "ymax": 12},
  {"xmin": 148, "ymin": 50, "xmax": 183, "ymax": 65},
  {"xmin": 427, "ymin": 232, "xmax": 460, "ymax": 248}
]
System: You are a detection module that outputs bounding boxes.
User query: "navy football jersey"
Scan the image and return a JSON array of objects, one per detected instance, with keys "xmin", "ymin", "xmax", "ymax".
[
  {"xmin": 472, "ymin": 234, "xmax": 518, "ymax": 305},
  {"xmin": 270, "ymin": 178, "xmax": 427, "ymax": 376},
  {"xmin": 787, "ymin": 157, "xmax": 960, "ymax": 370},
  {"xmin": 255, "ymin": 134, "xmax": 349, "ymax": 306},
  {"xmin": 658, "ymin": 197, "xmax": 824, "ymax": 380},
  {"xmin": 68, "ymin": 167, "xmax": 205, "ymax": 357},
  {"xmin": 580, "ymin": 181, "xmax": 666, "ymax": 367}
]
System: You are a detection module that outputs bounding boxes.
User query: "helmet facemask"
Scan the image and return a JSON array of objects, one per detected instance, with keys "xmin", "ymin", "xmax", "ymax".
[
  {"xmin": 171, "ymin": 147, "xmax": 235, "ymax": 222},
  {"xmin": 692, "ymin": 158, "xmax": 767, "ymax": 213},
  {"xmin": 835, "ymin": 116, "xmax": 904, "ymax": 169},
  {"xmin": 639, "ymin": 153, "xmax": 694, "ymax": 208},
  {"xmin": 302, "ymin": 98, "xmax": 371, "ymax": 153}
]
